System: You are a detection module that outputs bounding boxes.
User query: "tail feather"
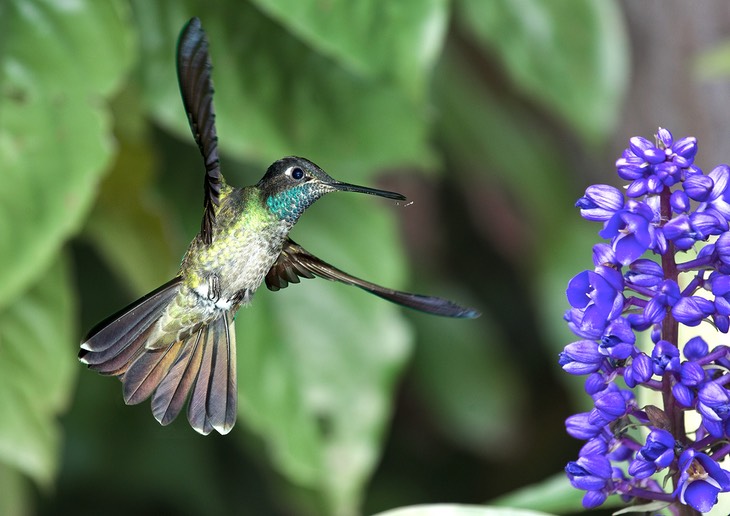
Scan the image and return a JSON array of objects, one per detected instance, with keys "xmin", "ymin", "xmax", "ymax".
[
  {"xmin": 187, "ymin": 313, "xmax": 237, "ymax": 435},
  {"xmin": 122, "ymin": 340, "xmax": 184, "ymax": 405},
  {"xmin": 79, "ymin": 278, "xmax": 183, "ymax": 372},
  {"xmin": 188, "ymin": 326, "xmax": 215, "ymax": 435},
  {"xmin": 78, "ymin": 277, "xmax": 239, "ymax": 435},
  {"xmin": 151, "ymin": 330, "xmax": 205, "ymax": 426},
  {"xmin": 207, "ymin": 314, "xmax": 237, "ymax": 433}
]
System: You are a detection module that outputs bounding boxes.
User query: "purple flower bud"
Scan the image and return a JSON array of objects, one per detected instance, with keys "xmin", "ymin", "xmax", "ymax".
[
  {"xmin": 576, "ymin": 185, "xmax": 624, "ymax": 221},
  {"xmin": 628, "ymin": 457, "xmax": 656, "ymax": 479},
  {"xmin": 592, "ymin": 243, "xmax": 616, "ymax": 267},
  {"xmin": 651, "ymin": 340, "xmax": 680, "ymax": 375},
  {"xmin": 683, "ymin": 174, "xmax": 713, "ymax": 201},
  {"xmin": 715, "ymin": 313, "xmax": 730, "ymax": 332},
  {"xmin": 672, "ymin": 136, "xmax": 698, "ymax": 165},
  {"xmin": 680, "ymin": 361, "xmax": 705, "ymax": 386},
  {"xmin": 584, "ymin": 373, "xmax": 607, "ymax": 395},
  {"xmin": 626, "ymin": 179, "xmax": 649, "ymax": 197},
  {"xmin": 684, "ymin": 336, "xmax": 709, "ymax": 360},
  {"xmin": 690, "ymin": 211, "xmax": 726, "ymax": 239},
  {"xmin": 672, "ymin": 296, "xmax": 716, "ymax": 326},
  {"xmin": 716, "ymin": 232, "xmax": 730, "ymax": 265},
  {"xmin": 625, "ymin": 353, "xmax": 653, "ymax": 388},
  {"xmin": 673, "ymin": 383, "xmax": 695, "ymax": 407},
  {"xmin": 670, "ymin": 190, "xmax": 690, "ymax": 213},
  {"xmin": 580, "ymin": 437, "xmax": 608, "ymax": 457},
  {"xmin": 662, "ymin": 214, "xmax": 692, "ymax": 241},
  {"xmin": 630, "ymin": 136, "xmax": 666, "ymax": 164},
  {"xmin": 657, "ymin": 127, "xmax": 673, "ymax": 147},
  {"xmin": 559, "ymin": 340, "xmax": 604, "ymax": 375},
  {"xmin": 566, "ymin": 412, "xmax": 602, "ymax": 440},
  {"xmin": 616, "ymin": 157, "xmax": 646, "ymax": 180},
  {"xmin": 566, "ymin": 454, "xmax": 613, "ymax": 491},
  {"xmin": 589, "ymin": 391, "xmax": 627, "ymax": 425},
  {"xmin": 625, "ymin": 259, "xmax": 663, "ymax": 287},
  {"xmin": 582, "ymin": 490, "xmax": 608, "ymax": 509}
]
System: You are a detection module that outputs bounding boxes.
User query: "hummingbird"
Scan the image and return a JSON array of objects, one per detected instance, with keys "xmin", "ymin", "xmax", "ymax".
[{"xmin": 79, "ymin": 17, "xmax": 478, "ymax": 436}]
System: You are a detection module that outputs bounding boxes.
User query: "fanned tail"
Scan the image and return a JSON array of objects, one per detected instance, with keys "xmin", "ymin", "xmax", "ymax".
[
  {"xmin": 79, "ymin": 278, "xmax": 238, "ymax": 435},
  {"xmin": 151, "ymin": 313, "xmax": 237, "ymax": 435},
  {"xmin": 79, "ymin": 278, "xmax": 183, "ymax": 375}
]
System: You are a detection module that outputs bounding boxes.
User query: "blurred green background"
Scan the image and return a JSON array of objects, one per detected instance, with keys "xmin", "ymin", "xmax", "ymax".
[{"xmin": 3, "ymin": 0, "xmax": 730, "ymax": 515}]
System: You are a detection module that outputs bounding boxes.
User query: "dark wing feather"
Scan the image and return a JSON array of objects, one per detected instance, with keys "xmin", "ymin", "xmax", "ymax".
[
  {"xmin": 177, "ymin": 17, "xmax": 221, "ymax": 245},
  {"xmin": 265, "ymin": 239, "xmax": 480, "ymax": 318}
]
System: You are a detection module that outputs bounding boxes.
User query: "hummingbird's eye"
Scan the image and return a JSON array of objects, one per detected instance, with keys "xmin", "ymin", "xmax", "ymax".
[{"xmin": 290, "ymin": 167, "xmax": 304, "ymax": 180}]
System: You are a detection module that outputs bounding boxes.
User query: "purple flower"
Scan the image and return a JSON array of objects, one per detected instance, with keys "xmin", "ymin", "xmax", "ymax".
[
  {"xmin": 697, "ymin": 382, "xmax": 730, "ymax": 437},
  {"xmin": 628, "ymin": 428, "xmax": 675, "ymax": 479},
  {"xmin": 576, "ymin": 185, "xmax": 624, "ymax": 221},
  {"xmin": 651, "ymin": 340, "xmax": 680, "ymax": 375},
  {"xmin": 563, "ymin": 128, "xmax": 730, "ymax": 512},
  {"xmin": 599, "ymin": 201, "xmax": 658, "ymax": 265},
  {"xmin": 566, "ymin": 267, "xmax": 624, "ymax": 335},
  {"xmin": 559, "ymin": 340, "xmax": 604, "ymax": 375},
  {"xmin": 598, "ymin": 318, "xmax": 635, "ymax": 360},
  {"xmin": 675, "ymin": 449, "xmax": 730, "ymax": 513},
  {"xmin": 566, "ymin": 454, "xmax": 613, "ymax": 498}
]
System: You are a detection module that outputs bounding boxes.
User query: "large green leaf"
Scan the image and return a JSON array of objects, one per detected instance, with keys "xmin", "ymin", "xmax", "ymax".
[
  {"xmin": 236, "ymin": 194, "xmax": 413, "ymax": 515},
  {"xmin": 374, "ymin": 505, "xmax": 556, "ymax": 516},
  {"xmin": 456, "ymin": 0, "xmax": 628, "ymax": 143},
  {"xmin": 0, "ymin": 257, "xmax": 76, "ymax": 487},
  {"xmin": 490, "ymin": 472, "xmax": 622, "ymax": 513},
  {"xmin": 132, "ymin": 0, "xmax": 435, "ymax": 181},
  {"xmin": 85, "ymin": 91, "xmax": 183, "ymax": 294},
  {"xmin": 250, "ymin": 0, "xmax": 449, "ymax": 101},
  {"xmin": 0, "ymin": 0, "xmax": 135, "ymax": 310}
]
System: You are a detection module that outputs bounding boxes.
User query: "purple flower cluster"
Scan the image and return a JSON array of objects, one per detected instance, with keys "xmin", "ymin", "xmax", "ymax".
[{"xmin": 562, "ymin": 128, "xmax": 730, "ymax": 513}]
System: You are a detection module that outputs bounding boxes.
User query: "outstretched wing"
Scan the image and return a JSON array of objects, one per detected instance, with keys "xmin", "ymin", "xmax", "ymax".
[
  {"xmin": 177, "ymin": 17, "xmax": 221, "ymax": 245},
  {"xmin": 265, "ymin": 239, "xmax": 480, "ymax": 318}
]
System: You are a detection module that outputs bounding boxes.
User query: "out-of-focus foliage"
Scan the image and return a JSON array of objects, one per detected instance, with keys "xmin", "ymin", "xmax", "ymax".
[{"xmin": 0, "ymin": 0, "xmax": 641, "ymax": 514}]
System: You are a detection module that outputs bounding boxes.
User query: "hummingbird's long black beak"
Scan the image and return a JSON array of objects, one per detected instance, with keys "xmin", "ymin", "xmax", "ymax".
[{"xmin": 332, "ymin": 182, "xmax": 406, "ymax": 201}]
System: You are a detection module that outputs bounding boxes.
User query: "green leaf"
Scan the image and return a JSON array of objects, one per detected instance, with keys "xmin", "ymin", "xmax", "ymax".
[
  {"xmin": 0, "ymin": 463, "xmax": 30, "ymax": 516},
  {"xmin": 489, "ymin": 472, "xmax": 623, "ymax": 513},
  {"xmin": 373, "ymin": 505, "xmax": 557, "ymax": 516},
  {"xmin": 0, "ymin": 0, "xmax": 135, "ymax": 310},
  {"xmin": 0, "ymin": 257, "xmax": 77, "ymax": 487},
  {"xmin": 613, "ymin": 501, "xmax": 671, "ymax": 515},
  {"xmin": 236, "ymin": 194, "xmax": 413, "ymax": 515},
  {"xmin": 85, "ymin": 91, "xmax": 182, "ymax": 294},
  {"xmin": 132, "ymin": 0, "xmax": 435, "ymax": 180},
  {"xmin": 434, "ymin": 47, "xmax": 572, "ymax": 221},
  {"xmin": 249, "ymin": 0, "xmax": 449, "ymax": 101},
  {"xmin": 456, "ymin": 0, "xmax": 629, "ymax": 143}
]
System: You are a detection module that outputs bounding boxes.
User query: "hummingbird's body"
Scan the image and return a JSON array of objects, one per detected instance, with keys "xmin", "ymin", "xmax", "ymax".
[{"xmin": 80, "ymin": 18, "xmax": 478, "ymax": 436}]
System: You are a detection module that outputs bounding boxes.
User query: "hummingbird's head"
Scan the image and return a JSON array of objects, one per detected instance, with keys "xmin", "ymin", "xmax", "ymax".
[{"xmin": 258, "ymin": 156, "xmax": 406, "ymax": 224}]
